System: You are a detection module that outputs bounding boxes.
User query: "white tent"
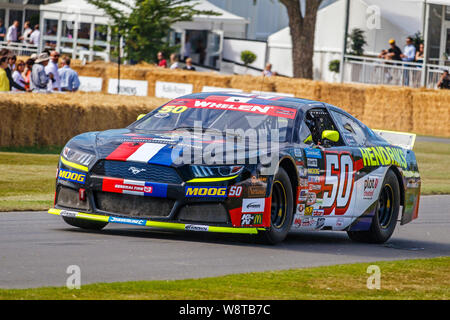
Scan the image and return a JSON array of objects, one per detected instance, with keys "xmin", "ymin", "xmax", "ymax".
[
  {"xmin": 39, "ymin": 0, "xmax": 248, "ymax": 63},
  {"xmin": 267, "ymin": 0, "xmax": 427, "ymax": 80}
]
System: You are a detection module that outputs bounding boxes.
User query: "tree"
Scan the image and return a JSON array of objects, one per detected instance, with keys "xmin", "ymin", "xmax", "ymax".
[
  {"xmin": 87, "ymin": 0, "xmax": 219, "ymax": 63},
  {"xmin": 241, "ymin": 50, "xmax": 257, "ymax": 73},
  {"xmin": 279, "ymin": 0, "xmax": 323, "ymax": 79},
  {"xmin": 348, "ymin": 28, "xmax": 367, "ymax": 56}
]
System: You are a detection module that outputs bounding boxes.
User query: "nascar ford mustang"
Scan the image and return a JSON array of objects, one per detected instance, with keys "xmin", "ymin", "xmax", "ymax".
[{"xmin": 49, "ymin": 92, "xmax": 421, "ymax": 244}]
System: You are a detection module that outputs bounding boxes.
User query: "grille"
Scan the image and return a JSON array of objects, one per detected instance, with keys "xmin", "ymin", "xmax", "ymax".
[
  {"xmin": 91, "ymin": 160, "xmax": 182, "ymax": 184},
  {"xmin": 94, "ymin": 191, "xmax": 174, "ymax": 218},
  {"xmin": 178, "ymin": 203, "xmax": 230, "ymax": 224}
]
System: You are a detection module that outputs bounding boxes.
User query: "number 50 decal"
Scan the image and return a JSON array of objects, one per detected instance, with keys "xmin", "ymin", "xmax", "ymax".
[{"xmin": 323, "ymin": 153, "xmax": 354, "ymax": 215}]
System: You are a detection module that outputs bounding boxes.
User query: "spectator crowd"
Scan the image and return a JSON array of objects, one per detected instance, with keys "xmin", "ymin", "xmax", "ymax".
[
  {"xmin": 0, "ymin": 48, "xmax": 80, "ymax": 93},
  {"xmin": 378, "ymin": 37, "xmax": 449, "ymax": 89}
]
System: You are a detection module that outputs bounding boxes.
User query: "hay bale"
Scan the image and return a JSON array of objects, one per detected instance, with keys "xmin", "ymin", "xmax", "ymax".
[
  {"xmin": 318, "ymin": 82, "xmax": 367, "ymax": 119},
  {"xmin": 412, "ymin": 90, "xmax": 450, "ymax": 137},
  {"xmin": 0, "ymin": 93, "xmax": 169, "ymax": 147},
  {"xmin": 273, "ymin": 77, "xmax": 321, "ymax": 100},
  {"xmin": 362, "ymin": 86, "xmax": 413, "ymax": 132},
  {"xmin": 229, "ymin": 75, "xmax": 275, "ymax": 92}
]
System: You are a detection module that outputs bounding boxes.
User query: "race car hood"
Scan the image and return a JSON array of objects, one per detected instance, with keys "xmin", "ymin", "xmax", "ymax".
[{"xmin": 66, "ymin": 128, "xmax": 281, "ymax": 168}]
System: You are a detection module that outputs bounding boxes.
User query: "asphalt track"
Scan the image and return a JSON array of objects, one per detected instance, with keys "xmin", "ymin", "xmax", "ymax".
[{"xmin": 0, "ymin": 195, "xmax": 449, "ymax": 289}]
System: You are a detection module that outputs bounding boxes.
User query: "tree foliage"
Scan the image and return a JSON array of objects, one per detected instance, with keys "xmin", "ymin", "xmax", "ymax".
[
  {"xmin": 241, "ymin": 50, "xmax": 257, "ymax": 66},
  {"xmin": 87, "ymin": 0, "xmax": 219, "ymax": 63},
  {"xmin": 348, "ymin": 28, "xmax": 367, "ymax": 56}
]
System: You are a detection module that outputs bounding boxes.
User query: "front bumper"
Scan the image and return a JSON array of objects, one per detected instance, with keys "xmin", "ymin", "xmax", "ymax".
[{"xmin": 49, "ymin": 208, "xmax": 262, "ymax": 234}]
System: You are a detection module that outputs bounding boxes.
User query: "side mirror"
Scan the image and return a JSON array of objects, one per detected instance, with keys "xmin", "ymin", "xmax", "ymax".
[
  {"xmin": 322, "ymin": 130, "xmax": 340, "ymax": 143},
  {"xmin": 303, "ymin": 134, "xmax": 313, "ymax": 144},
  {"xmin": 137, "ymin": 114, "xmax": 146, "ymax": 121}
]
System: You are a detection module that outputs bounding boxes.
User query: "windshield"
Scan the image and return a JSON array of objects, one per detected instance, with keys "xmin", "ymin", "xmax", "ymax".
[{"xmin": 130, "ymin": 98, "xmax": 297, "ymax": 142}]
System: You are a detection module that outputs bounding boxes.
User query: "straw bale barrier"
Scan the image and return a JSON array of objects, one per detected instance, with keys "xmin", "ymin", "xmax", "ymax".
[
  {"xmin": 0, "ymin": 62, "xmax": 449, "ymax": 148},
  {"xmin": 0, "ymin": 93, "xmax": 168, "ymax": 147}
]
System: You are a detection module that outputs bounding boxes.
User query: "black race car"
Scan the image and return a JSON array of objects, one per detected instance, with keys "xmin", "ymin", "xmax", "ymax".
[{"xmin": 49, "ymin": 92, "xmax": 421, "ymax": 244}]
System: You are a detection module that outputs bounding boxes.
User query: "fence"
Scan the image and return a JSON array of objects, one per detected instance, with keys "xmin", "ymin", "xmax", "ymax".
[{"xmin": 0, "ymin": 41, "xmax": 38, "ymax": 57}]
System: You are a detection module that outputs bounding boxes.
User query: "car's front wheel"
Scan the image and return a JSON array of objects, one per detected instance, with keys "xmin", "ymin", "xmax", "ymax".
[
  {"xmin": 347, "ymin": 169, "xmax": 400, "ymax": 243},
  {"xmin": 63, "ymin": 216, "xmax": 108, "ymax": 231},
  {"xmin": 258, "ymin": 167, "xmax": 294, "ymax": 244}
]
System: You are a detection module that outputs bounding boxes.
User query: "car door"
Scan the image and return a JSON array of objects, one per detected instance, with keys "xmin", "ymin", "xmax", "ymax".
[{"xmin": 292, "ymin": 106, "xmax": 358, "ymax": 230}]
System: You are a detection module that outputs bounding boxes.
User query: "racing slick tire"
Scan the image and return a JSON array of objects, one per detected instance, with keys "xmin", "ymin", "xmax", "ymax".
[
  {"xmin": 258, "ymin": 167, "xmax": 294, "ymax": 245},
  {"xmin": 347, "ymin": 169, "xmax": 400, "ymax": 244},
  {"xmin": 62, "ymin": 216, "xmax": 108, "ymax": 231}
]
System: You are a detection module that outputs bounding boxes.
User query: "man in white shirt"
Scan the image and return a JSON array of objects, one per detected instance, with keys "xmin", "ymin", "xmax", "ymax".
[
  {"xmin": 401, "ymin": 37, "xmax": 416, "ymax": 62},
  {"xmin": 6, "ymin": 21, "xmax": 19, "ymax": 43},
  {"xmin": 20, "ymin": 21, "xmax": 32, "ymax": 44},
  {"xmin": 45, "ymin": 50, "xmax": 61, "ymax": 91},
  {"xmin": 29, "ymin": 25, "xmax": 40, "ymax": 47}
]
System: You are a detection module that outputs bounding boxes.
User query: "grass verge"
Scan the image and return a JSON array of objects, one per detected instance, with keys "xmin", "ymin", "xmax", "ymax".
[
  {"xmin": 0, "ymin": 257, "xmax": 448, "ymax": 300},
  {"xmin": 0, "ymin": 140, "xmax": 448, "ymax": 211}
]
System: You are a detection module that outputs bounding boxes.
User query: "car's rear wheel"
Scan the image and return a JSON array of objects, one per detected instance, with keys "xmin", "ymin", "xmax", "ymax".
[
  {"xmin": 347, "ymin": 169, "xmax": 400, "ymax": 243},
  {"xmin": 62, "ymin": 216, "xmax": 108, "ymax": 231},
  {"xmin": 258, "ymin": 167, "xmax": 294, "ymax": 244}
]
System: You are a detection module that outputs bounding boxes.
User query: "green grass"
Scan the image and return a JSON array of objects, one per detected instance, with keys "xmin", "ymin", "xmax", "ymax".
[
  {"xmin": 0, "ymin": 257, "xmax": 448, "ymax": 300},
  {"xmin": 413, "ymin": 141, "xmax": 450, "ymax": 195},
  {"xmin": 0, "ymin": 140, "xmax": 448, "ymax": 211},
  {"xmin": 0, "ymin": 152, "xmax": 59, "ymax": 211}
]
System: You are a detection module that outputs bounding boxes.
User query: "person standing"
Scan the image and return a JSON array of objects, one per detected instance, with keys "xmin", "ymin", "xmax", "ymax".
[
  {"xmin": 31, "ymin": 52, "xmax": 53, "ymax": 92},
  {"xmin": 29, "ymin": 24, "xmax": 40, "ymax": 47},
  {"xmin": 0, "ymin": 56, "xmax": 10, "ymax": 92},
  {"xmin": 58, "ymin": 56, "xmax": 80, "ymax": 92},
  {"xmin": 23, "ymin": 58, "xmax": 34, "ymax": 91},
  {"xmin": 401, "ymin": 37, "xmax": 416, "ymax": 62},
  {"xmin": 157, "ymin": 52, "xmax": 167, "ymax": 68},
  {"xmin": 45, "ymin": 50, "xmax": 61, "ymax": 91},
  {"xmin": 262, "ymin": 63, "xmax": 273, "ymax": 77},
  {"xmin": 169, "ymin": 53, "xmax": 180, "ymax": 69},
  {"xmin": 415, "ymin": 43, "xmax": 425, "ymax": 64},
  {"xmin": 5, "ymin": 54, "xmax": 25, "ymax": 91},
  {"xmin": 386, "ymin": 39, "xmax": 402, "ymax": 61},
  {"xmin": 12, "ymin": 60, "xmax": 27, "ymax": 92},
  {"xmin": 20, "ymin": 21, "xmax": 33, "ymax": 44},
  {"xmin": 0, "ymin": 20, "xmax": 6, "ymax": 42},
  {"xmin": 183, "ymin": 57, "xmax": 196, "ymax": 71},
  {"xmin": 437, "ymin": 70, "xmax": 450, "ymax": 90},
  {"xmin": 6, "ymin": 20, "xmax": 19, "ymax": 43}
]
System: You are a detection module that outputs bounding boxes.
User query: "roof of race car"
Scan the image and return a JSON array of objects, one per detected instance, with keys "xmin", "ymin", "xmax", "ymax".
[{"xmin": 178, "ymin": 92, "xmax": 322, "ymax": 111}]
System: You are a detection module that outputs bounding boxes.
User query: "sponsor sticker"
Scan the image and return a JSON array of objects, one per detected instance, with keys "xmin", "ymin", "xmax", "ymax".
[
  {"xmin": 306, "ymin": 192, "xmax": 317, "ymax": 205},
  {"xmin": 363, "ymin": 176, "xmax": 379, "ymax": 199},
  {"xmin": 185, "ymin": 186, "xmax": 227, "ymax": 198},
  {"xmin": 242, "ymin": 198, "xmax": 265, "ymax": 213},
  {"xmin": 307, "ymin": 158, "xmax": 318, "ymax": 167},
  {"xmin": 307, "ymin": 168, "xmax": 321, "ymax": 175},
  {"xmin": 315, "ymin": 217, "xmax": 326, "ymax": 230},
  {"xmin": 58, "ymin": 169, "xmax": 86, "ymax": 184},
  {"xmin": 304, "ymin": 148, "xmax": 322, "ymax": 159},
  {"xmin": 298, "ymin": 189, "xmax": 308, "ymax": 202},
  {"xmin": 308, "ymin": 176, "xmax": 321, "ymax": 183},
  {"xmin": 297, "ymin": 204, "xmax": 305, "ymax": 214},
  {"xmin": 241, "ymin": 213, "xmax": 263, "ymax": 226},
  {"xmin": 309, "ymin": 184, "xmax": 322, "ymax": 191},
  {"xmin": 109, "ymin": 216, "xmax": 146, "ymax": 226},
  {"xmin": 312, "ymin": 209, "xmax": 324, "ymax": 216},
  {"xmin": 60, "ymin": 210, "xmax": 77, "ymax": 218},
  {"xmin": 248, "ymin": 186, "xmax": 266, "ymax": 197},
  {"xmin": 185, "ymin": 224, "xmax": 209, "ymax": 232},
  {"xmin": 304, "ymin": 206, "xmax": 313, "ymax": 216}
]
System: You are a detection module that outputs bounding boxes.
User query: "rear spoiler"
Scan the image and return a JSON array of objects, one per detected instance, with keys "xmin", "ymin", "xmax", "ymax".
[{"xmin": 372, "ymin": 129, "xmax": 416, "ymax": 150}]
